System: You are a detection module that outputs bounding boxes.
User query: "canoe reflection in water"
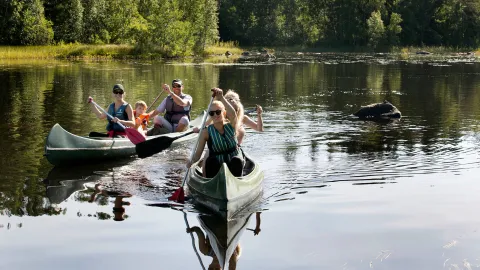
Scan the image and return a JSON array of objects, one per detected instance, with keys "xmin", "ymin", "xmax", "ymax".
[
  {"xmin": 187, "ymin": 211, "xmax": 262, "ymax": 270},
  {"xmin": 88, "ymin": 184, "xmax": 132, "ymax": 221}
]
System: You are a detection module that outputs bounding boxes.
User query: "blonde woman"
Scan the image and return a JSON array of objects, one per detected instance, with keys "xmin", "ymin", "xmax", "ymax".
[
  {"xmin": 188, "ymin": 88, "xmax": 244, "ymax": 177},
  {"xmin": 193, "ymin": 89, "xmax": 264, "ymax": 176},
  {"xmin": 223, "ymin": 90, "xmax": 263, "ymax": 145}
]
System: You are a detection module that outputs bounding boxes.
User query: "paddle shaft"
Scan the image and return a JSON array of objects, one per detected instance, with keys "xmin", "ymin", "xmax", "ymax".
[
  {"xmin": 90, "ymin": 100, "xmax": 127, "ymax": 130},
  {"xmin": 146, "ymin": 91, "xmax": 165, "ymax": 112},
  {"xmin": 180, "ymin": 96, "xmax": 215, "ymax": 188}
]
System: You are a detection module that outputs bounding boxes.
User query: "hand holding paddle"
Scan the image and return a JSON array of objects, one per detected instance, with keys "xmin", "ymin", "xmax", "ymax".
[
  {"xmin": 87, "ymin": 97, "xmax": 146, "ymax": 144},
  {"xmin": 169, "ymin": 92, "xmax": 215, "ymax": 202}
]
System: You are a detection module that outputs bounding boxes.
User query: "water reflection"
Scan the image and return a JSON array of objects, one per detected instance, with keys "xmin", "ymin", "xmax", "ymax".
[
  {"xmin": 87, "ymin": 184, "xmax": 132, "ymax": 222},
  {"xmin": 150, "ymin": 199, "xmax": 263, "ymax": 270},
  {"xmin": 192, "ymin": 212, "xmax": 259, "ymax": 270}
]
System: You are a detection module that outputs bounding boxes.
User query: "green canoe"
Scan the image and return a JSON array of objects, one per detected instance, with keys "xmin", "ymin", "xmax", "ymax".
[
  {"xmin": 187, "ymin": 152, "xmax": 264, "ymax": 219},
  {"xmin": 44, "ymin": 112, "xmax": 204, "ymax": 166}
]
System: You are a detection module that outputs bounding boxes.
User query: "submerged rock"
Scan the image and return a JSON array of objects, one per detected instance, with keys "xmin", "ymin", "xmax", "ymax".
[{"xmin": 353, "ymin": 100, "xmax": 402, "ymax": 119}]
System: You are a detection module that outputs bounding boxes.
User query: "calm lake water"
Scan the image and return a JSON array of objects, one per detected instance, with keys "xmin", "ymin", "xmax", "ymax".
[{"xmin": 2, "ymin": 54, "xmax": 480, "ymax": 270}]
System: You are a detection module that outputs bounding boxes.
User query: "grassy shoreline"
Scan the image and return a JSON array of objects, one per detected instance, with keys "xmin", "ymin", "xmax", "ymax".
[
  {"xmin": 0, "ymin": 42, "xmax": 244, "ymax": 60},
  {"xmin": 0, "ymin": 43, "xmax": 477, "ymax": 60}
]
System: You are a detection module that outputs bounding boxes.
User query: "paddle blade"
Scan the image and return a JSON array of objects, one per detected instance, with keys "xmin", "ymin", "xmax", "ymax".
[
  {"xmin": 125, "ymin": 128, "xmax": 146, "ymax": 144},
  {"xmin": 168, "ymin": 187, "xmax": 185, "ymax": 203},
  {"xmin": 135, "ymin": 136, "xmax": 175, "ymax": 158},
  {"xmin": 135, "ymin": 131, "xmax": 194, "ymax": 158},
  {"xmin": 88, "ymin": 132, "xmax": 109, "ymax": 137}
]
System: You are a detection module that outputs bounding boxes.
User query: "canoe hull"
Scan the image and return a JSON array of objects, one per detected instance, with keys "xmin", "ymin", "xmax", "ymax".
[
  {"xmin": 45, "ymin": 112, "xmax": 204, "ymax": 166},
  {"xmin": 187, "ymin": 154, "xmax": 264, "ymax": 219}
]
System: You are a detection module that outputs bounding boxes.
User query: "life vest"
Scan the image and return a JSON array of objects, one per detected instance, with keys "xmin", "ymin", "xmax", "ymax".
[
  {"xmin": 207, "ymin": 123, "xmax": 240, "ymax": 163},
  {"xmin": 106, "ymin": 103, "xmax": 129, "ymax": 132},
  {"xmin": 134, "ymin": 112, "xmax": 150, "ymax": 130},
  {"xmin": 164, "ymin": 94, "xmax": 191, "ymax": 124}
]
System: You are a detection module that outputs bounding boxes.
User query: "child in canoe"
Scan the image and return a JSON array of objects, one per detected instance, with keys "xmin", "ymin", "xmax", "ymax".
[{"xmin": 134, "ymin": 100, "xmax": 150, "ymax": 134}]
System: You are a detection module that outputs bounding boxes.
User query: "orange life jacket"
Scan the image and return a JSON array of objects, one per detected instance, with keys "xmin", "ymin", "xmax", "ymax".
[{"xmin": 134, "ymin": 112, "xmax": 150, "ymax": 130}]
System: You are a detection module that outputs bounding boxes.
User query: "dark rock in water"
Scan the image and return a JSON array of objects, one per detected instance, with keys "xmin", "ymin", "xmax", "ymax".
[
  {"xmin": 241, "ymin": 51, "xmax": 250, "ymax": 56},
  {"xmin": 262, "ymin": 53, "xmax": 276, "ymax": 61},
  {"xmin": 353, "ymin": 100, "xmax": 402, "ymax": 119},
  {"xmin": 416, "ymin": 50, "xmax": 431, "ymax": 55}
]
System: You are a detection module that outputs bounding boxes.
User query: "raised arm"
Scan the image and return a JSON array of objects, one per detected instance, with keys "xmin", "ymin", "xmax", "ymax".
[
  {"xmin": 88, "ymin": 97, "xmax": 107, "ymax": 120},
  {"xmin": 164, "ymin": 84, "xmax": 191, "ymax": 107},
  {"xmin": 212, "ymin": 88, "xmax": 237, "ymax": 128},
  {"xmin": 243, "ymin": 105, "xmax": 263, "ymax": 131}
]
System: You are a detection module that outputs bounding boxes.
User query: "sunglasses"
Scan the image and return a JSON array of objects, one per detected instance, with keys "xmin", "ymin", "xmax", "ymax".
[
  {"xmin": 208, "ymin": 110, "xmax": 222, "ymax": 116},
  {"xmin": 172, "ymin": 84, "xmax": 181, "ymax": 88},
  {"xmin": 113, "ymin": 90, "xmax": 124, "ymax": 95}
]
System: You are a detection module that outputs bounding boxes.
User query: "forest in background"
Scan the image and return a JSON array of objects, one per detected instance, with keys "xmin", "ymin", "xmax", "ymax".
[{"xmin": 0, "ymin": 0, "xmax": 479, "ymax": 56}]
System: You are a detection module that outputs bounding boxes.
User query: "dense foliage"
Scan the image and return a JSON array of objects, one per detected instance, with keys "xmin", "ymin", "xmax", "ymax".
[{"xmin": 0, "ymin": 0, "xmax": 479, "ymax": 51}]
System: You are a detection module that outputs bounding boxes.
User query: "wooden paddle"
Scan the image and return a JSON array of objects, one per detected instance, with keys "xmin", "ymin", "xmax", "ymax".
[
  {"xmin": 88, "ymin": 98, "xmax": 146, "ymax": 144},
  {"xmin": 169, "ymin": 95, "xmax": 215, "ymax": 202},
  {"xmin": 146, "ymin": 91, "xmax": 165, "ymax": 112}
]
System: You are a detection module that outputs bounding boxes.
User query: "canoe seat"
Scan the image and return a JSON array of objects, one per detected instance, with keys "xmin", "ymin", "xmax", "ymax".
[
  {"xmin": 242, "ymin": 156, "xmax": 255, "ymax": 176},
  {"xmin": 193, "ymin": 157, "xmax": 255, "ymax": 178}
]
